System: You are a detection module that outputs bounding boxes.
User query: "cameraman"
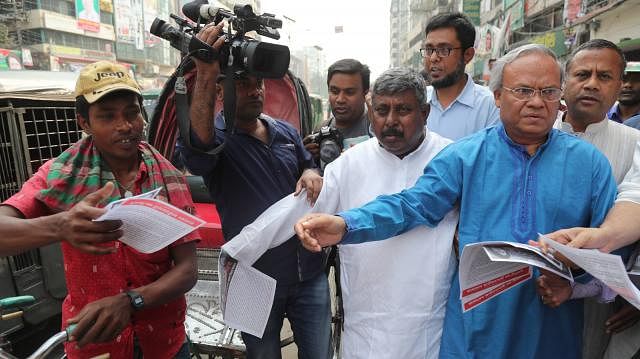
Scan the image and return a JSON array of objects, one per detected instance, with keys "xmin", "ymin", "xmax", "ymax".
[
  {"xmin": 177, "ymin": 23, "xmax": 331, "ymax": 359},
  {"xmin": 303, "ymin": 59, "xmax": 373, "ymax": 165}
]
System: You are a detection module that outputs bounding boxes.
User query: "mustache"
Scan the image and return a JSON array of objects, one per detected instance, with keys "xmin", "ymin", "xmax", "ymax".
[{"xmin": 381, "ymin": 128, "xmax": 404, "ymax": 137}]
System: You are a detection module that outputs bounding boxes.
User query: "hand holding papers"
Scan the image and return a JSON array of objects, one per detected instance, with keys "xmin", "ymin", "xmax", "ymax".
[
  {"xmin": 459, "ymin": 241, "xmax": 573, "ymax": 312},
  {"xmin": 541, "ymin": 235, "xmax": 640, "ymax": 310},
  {"xmin": 97, "ymin": 188, "xmax": 205, "ymax": 253},
  {"xmin": 217, "ymin": 193, "xmax": 310, "ymax": 338}
]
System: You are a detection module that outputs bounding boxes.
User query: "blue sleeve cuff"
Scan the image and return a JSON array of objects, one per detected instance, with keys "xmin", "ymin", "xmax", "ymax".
[{"xmin": 338, "ymin": 212, "xmax": 358, "ymax": 245}]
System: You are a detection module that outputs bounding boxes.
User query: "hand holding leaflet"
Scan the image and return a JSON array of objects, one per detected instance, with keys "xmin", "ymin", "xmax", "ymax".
[
  {"xmin": 97, "ymin": 188, "xmax": 205, "ymax": 253},
  {"xmin": 459, "ymin": 240, "xmax": 572, "ymax": 311},
  {"xmin": 541, "ymin": 235, "xmax": 640, "ymax": 310}
]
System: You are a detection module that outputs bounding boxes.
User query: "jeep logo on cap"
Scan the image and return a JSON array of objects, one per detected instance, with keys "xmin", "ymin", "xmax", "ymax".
[{"xmin": 94, "ymin": 71, "xmax": 126, "ymax": 82}]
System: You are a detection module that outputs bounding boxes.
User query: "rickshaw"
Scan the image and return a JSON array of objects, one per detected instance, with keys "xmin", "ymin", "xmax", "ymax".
[{"xmin": 0, "ymin": 70, "xmax": 79, "ymax": 358}]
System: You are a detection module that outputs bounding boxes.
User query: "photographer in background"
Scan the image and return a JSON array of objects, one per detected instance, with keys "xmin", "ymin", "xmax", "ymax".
[
  {"xmin": 304, "ymin": 59, "xmax": 373, "ymax": 167},
  {"xmin": 177, "ymin": 22, "xmax": 331, "ymax": 359}
]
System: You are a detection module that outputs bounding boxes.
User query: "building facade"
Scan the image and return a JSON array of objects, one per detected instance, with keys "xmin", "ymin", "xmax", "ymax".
[{"xmin": 0, "ymin": 0, "xmax": 263, "ymax": 89}]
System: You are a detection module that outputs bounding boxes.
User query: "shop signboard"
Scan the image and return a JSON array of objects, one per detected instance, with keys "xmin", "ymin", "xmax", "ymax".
[
  {"xmin": 76, "ymin": 0, "xmax": 101, "ymax": 32},
  {"xmin": 21, "ymin": 48, "xmax": 33, "ymax": 67},
  {"xmin": 0, "ymin": 49, "xmax": 23, "ymax": 70},
  {"xmin": 509, "ymin": 0, "xmax": 525, "ymax": 31},
  {"xmin": 463, "ymin": 0, "xmax": 481, "ymax": 26},
  {"xmin": 563, "ymin": 0, "xmax": 584, "ymax": 25},
  {"xmin": 531, "ymin": 30, "xmax": 567, "ymax": 57},
  {"xmin": 525, "ymin": 0, "xmax": 545, "ymax": 16},
  {"xmin": 114, "ymin": 0, "xmax": 133, "ymax": 43},
  {"xmin": 51, "ymin": 45, "xmax": 115, "ymax": 61},
  {"xmin": 143, "ymin": 0, "xmax": 161, "ymax": 46}
]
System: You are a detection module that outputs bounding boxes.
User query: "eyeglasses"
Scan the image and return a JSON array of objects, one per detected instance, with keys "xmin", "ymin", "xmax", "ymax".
[
  {"xmin": 419, "ymin": 47, "xmax": 462, "ymax": 58},
  {"xmin": 502, "ymin": 86, "xmax": 563, "ymax": 102}
]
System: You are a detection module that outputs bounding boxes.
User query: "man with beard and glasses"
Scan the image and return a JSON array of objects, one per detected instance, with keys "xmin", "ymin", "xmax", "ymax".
[
  {"xmin": 176, "ymin": 23, "xmax": 330, "ymax": 359},
  {"xmin": 536, "ymin": 39, "xmax": 640, "ymax": 359},
  {"xmin": 223, "ymin": 68, "xmax": 458, "ymax": 358},
  {"xmin": 608, "ymin": 62, "xmax": 640, "ymax": 129},
  {"xmin": 421, "ymin": 12, "xmax": 499, "ymax": 140}
]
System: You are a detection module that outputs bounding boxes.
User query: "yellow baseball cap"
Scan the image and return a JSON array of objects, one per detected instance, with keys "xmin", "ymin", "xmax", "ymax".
[{"xmin": 75, "ymin": 61, "xmax": 141, "ymax": 104}]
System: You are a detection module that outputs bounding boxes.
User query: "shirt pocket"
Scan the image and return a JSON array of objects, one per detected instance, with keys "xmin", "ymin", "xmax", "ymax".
[{"xmin": 276, "ymin": 143, "xmax": 300, "ymax": 173}]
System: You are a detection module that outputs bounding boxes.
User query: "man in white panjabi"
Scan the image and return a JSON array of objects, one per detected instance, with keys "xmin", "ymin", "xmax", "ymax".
[
  {"xmin": 542, "ymin": 39, "xmax": 640, "ymax": 359},
  {"xmin": 224, "ymin": 67, "xmax": 458, "ymax": 358}
]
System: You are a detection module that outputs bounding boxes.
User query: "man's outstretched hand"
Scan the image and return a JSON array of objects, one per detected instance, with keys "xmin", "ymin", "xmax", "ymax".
[
  {"xmin": 294, "ymin": 213, "xmax": 346, "ymax": 252},
  {"xmin": 544, "ymin": 227, "xmax": 607, "ymax": 250}
]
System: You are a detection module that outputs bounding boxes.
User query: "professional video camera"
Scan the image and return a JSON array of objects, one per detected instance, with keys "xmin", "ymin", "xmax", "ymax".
[
  {"xmin": 149, "ymin": 0, "xmax": 290, "ymax": 78},
  {"xmin": 308, "ymin": 126, "xmax": 344, "ymax": 169}
]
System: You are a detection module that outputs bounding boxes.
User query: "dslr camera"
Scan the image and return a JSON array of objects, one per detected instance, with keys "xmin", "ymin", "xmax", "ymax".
[
  {"xmin": 150, "ymin": 0, "xmax": 289, "ymax": 78},
  {"xmin": 308, "ymin": 126, "xmax": 344, "ymax": 169}
]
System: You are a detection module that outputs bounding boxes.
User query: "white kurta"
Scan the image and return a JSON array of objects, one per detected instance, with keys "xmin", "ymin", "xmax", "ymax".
[
  {"xmin": 554, "ymin": 116, "xmax": 640, "ymax": 358},
  {"xmin": 554, "ymin": 116, "xmax": 640, "ymax": 183},
  {"xmin": 315, "ymin": 132, "xmax": 458, "ymax": 359},
  {"xmin": 223, "ymin": 131, "xmax": 459, "ymax": 359}
]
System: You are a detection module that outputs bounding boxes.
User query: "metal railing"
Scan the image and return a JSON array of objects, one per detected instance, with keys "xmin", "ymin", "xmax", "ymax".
[
  {"xmin": 0, "ymin": 102, "xmax": 80, "ymax": 202},
  {"xmin": 0, "ymin": 99, "xmax": 80, "ymax": 338}
]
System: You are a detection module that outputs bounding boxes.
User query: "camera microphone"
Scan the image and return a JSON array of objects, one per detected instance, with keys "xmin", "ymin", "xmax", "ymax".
[
  {"xmin": 182, "ymin": 0, "xmax": 220, "ymax": 22},
  {"xmin": 150, "ymin": 18, "xmax": 217, "ymax": 62}
]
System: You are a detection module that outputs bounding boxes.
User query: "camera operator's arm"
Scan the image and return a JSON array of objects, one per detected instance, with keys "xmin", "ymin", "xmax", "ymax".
[
  {"xmin": 190, "ymin": 22, "xmax": 226, "ymax": 144},
  {"xmin": 302, "ymin": 135, "xmax": 320, "ymax": 161}
]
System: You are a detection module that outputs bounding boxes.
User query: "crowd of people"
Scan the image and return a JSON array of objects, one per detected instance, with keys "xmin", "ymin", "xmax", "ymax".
[{"xmin": 1, "ymin": 10, "xmax": 640, "ymax": 359}]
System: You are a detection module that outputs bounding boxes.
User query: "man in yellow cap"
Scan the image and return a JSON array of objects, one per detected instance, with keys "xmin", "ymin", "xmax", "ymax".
[{"xmin": 0, "ymin": 61, "xmax": 198, "ymax": 358}]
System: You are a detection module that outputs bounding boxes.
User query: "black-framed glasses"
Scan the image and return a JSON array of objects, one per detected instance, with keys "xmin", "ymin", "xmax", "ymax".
[
  {"xmin": 419, "ymin": 47, "xmax": 462, "ymax": 58},
  {"xmin": 502, "ymin": 86, "xmax": 563, "ymax": 102}
]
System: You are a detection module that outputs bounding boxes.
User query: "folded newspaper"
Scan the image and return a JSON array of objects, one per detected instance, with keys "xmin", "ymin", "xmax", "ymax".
[
  {"xmin": 459, "ymin": 240, "xmax": 572, "ymax": 312},
  {"xmin": 96, "ymin": 188, "xmax": 205, "ymax": 253}
]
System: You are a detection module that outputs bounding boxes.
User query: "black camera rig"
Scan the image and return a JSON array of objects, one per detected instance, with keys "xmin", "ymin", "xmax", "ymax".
[
  {"xmin": 150, "ymin": 1, "xmax": 289, "ymax": 79},
  {"xmin": 149, "ymin": 1, "xmax": 291, "ymax": 154}
]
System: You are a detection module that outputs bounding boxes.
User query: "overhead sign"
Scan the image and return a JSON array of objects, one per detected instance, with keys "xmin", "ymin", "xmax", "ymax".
[
  {"xmin": 531, "ymin": 30, "xmax": 567, "ymax": 56},
  {"xmin": 463, "ymin": 0, "xmax": 481, "ymax": 26}
]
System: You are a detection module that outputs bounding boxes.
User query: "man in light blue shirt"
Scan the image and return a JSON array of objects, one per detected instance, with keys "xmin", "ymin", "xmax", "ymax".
[
  {"xmin": 295, "ymin": 45, "xmax": 617, "ymax": 358},
  {"xmin": 421, "ymin": 12, "xmax": 500, "ymax": 140}
]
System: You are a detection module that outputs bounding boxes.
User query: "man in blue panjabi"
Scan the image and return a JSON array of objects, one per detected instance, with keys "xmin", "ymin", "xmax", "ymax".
[{"xmin": 293, "ymin": 44, "xmax": 618, "ymax": 359}]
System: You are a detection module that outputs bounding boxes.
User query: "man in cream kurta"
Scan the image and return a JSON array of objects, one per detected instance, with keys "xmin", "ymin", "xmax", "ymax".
[
  {"xmin": 224, "ymin": 68, "xmax": 458, "ymax": 359},
  {"xmin": 546, "ymin": 40, "xmax": 640, "ymax": 359}
]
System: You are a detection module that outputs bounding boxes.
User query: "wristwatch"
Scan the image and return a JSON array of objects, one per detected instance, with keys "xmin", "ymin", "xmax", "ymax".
[{"xmin": 125, "ymin": 290, "xmax": 144, "ymax": 310}]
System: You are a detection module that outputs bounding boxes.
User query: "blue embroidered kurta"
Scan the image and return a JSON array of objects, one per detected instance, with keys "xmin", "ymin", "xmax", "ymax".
[{"xmin": 339, "ymin": 123, "xmax": 617, "ymax": 358}]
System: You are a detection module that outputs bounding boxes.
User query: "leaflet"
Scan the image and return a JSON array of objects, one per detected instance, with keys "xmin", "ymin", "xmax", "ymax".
[
  {"xmin": 459, "ymin": 241, "xmax": 573, "ymax": 311},
  {"xmin": 541, "ymin": 235, "xmax": 640, "ymax": 310},
  {"xmin": 462, "ymin": 267, "xmax": 532, "ymax": 312},
  {"xmin": 218, "ymin": 251, "xmax": 276, "ymax": 338},
  {"xmin": 97, "ymin": 188, "xmax": 205, "ymax": 253}
]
